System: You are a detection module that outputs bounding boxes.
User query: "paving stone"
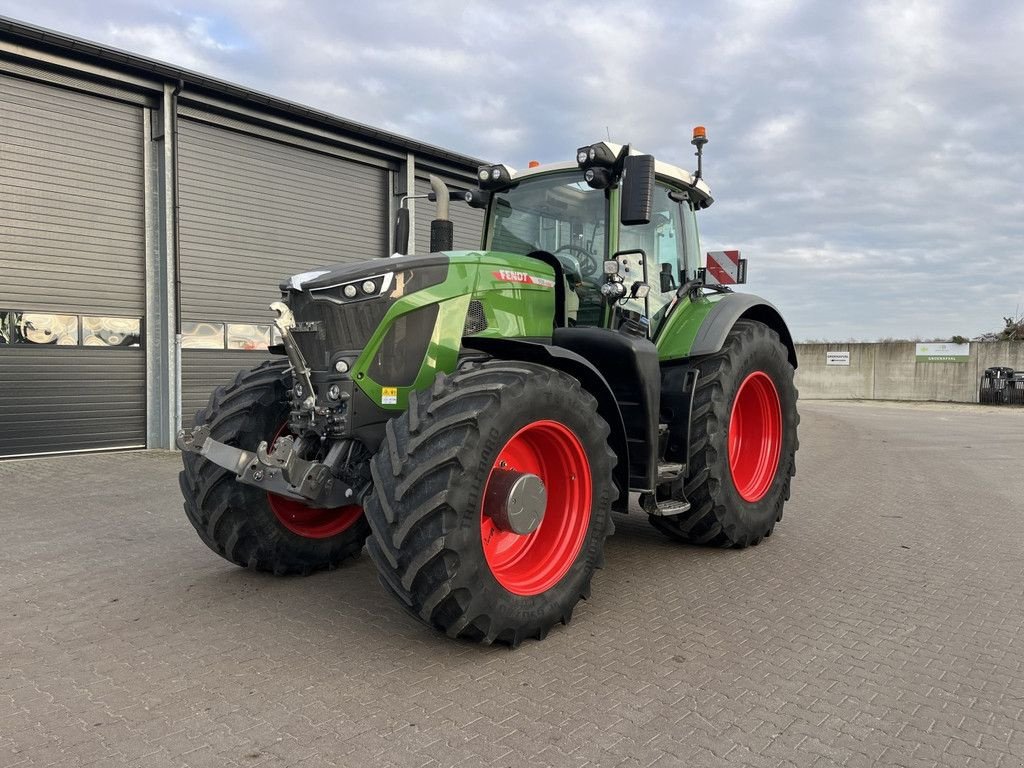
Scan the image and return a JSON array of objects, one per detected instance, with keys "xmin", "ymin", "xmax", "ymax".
[{"xmin": 0, "ymin": 401, "xmax": 1022, "ymax": 766}]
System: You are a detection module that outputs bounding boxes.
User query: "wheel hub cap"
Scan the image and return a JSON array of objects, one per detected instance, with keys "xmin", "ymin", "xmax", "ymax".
[{"xmin": 484, "ymin": 469, "xmax": 546, "ymax": 535}]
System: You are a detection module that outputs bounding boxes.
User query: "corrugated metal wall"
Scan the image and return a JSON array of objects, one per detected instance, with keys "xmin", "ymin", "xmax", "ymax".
[
  {"xmin": 414, "ymin": 175, "xmax": 485, "ymax": 254},
  {"xmin": 0, "ymin": 348, "xmax": 146, "ymax": 456},
  {"xmin": 0, "ymin": 74, "xmax": 146, "ymax": 456},
  {"xmin": 180, "ymin": 351, "xmax": 272, "ymax": 423},
  {"xmin": 177, "ymin": 118, "xmax": 389, "ymax": 322},
  {"xmin": 0, "ymin": 74, "xmax": 146, "ymax": 315},
  {"xmin": 176, "ymin": 116, "xmax": 392, "ymax": 409}
]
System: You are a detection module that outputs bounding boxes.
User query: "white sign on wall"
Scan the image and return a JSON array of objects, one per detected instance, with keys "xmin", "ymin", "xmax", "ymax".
[
  {"xmin": 915, "ymin": 342, "xmax": 970, "ymax": 363},
  {"xmin": 826, "ymin": 351, "xmax": 851, "ymax": 366}
]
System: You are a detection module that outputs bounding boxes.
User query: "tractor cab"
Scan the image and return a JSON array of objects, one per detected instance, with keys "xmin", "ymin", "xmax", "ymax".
[{"xmin": 476, "ymin": 139, "xmax": 714, "ymax": 342}]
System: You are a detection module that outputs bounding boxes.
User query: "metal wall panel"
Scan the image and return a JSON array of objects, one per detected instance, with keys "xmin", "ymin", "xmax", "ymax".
[
  {"xmin": 177, "ymin": 117, "xmax": 389, "ymax": 324},
  {"xmin": 0, "ymin": 73, "xmax": 146, "ymax": 315},
  {"xmin": 0, "ymin": 73, "xmax": 146, "ymax": 457},
  {"xmin": 0, "ymin": 347, "xmax": 145, "ymax": 456},
  {"xmin": 180, "ymin": 350, "xmax": 273, "ymax": 423},
  {"xmin": 414, "ymin": 175, "xmax": 485, "ymax": 254}
]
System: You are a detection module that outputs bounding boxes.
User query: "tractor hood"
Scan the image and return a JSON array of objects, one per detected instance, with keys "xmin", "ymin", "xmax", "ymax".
[
  {"xmin": 279, "ymin": 254, "xmax": 451, "ymax": 295},
  {"xmin": 277, "ymin": 255, "xmax": 452, "ymax": 373}
]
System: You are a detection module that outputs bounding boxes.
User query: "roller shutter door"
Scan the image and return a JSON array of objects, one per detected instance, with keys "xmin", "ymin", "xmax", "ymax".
[
  {"xmin": 177, "ymin": 118, "xmax": 390, "ymax": 413},
  {"xmin": 414, "ymin": 175, "xmax": 485, "ymax": 254},
  {"xmin": 0, "ymin": 73, "xmax": 146, "ymax": 457}
]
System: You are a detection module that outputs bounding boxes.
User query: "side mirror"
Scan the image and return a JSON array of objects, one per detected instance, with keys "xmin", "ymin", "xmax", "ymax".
[
  {"xmin": 620, "ymin": 154, "xmax": 655, "ymax": 226},
  {"xmin": 393, "ymin": 207, "xmax": 410, "ymax": 255},
  {"xmin": 659, "ymin": 263, "xmax": 677, "ymax": 293}
]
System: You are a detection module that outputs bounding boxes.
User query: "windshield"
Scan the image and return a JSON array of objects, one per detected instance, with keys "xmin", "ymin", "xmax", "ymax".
[{"xmin": 487, "ymin": 172, "xmax": 608, "ymax": 326}]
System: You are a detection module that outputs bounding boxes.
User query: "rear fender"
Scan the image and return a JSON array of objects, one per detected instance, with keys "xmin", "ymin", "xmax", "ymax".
[
  {"xmin": 462, "ymin": 336, "xmax": 631, "ymax": 512},
  {"xmin": 688, "ymin": 294, "xmax": 798, "ymax": 368}
]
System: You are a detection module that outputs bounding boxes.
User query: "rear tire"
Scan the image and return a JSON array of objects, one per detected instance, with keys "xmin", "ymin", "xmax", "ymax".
[
  {"xmin": 179, "ymin": 360, "xmax": 370, "ymax": 575},
  {"xmin": 649, "ymin": 320, "xmax": 799, "ymax": 547},
  {"xmin": 364, "ymin": 361, "xmax": 616, "ymax": 646}
]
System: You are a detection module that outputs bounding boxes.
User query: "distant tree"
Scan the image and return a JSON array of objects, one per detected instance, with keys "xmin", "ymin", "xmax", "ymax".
[
  {"xmin": 975, "ymin": 309, "xmax": 1023, "ymax": 342},
  {"xmin": 951, "ymin": 335, "xmax": 970, "ymax": 345},
  {"xmin": 1002, "ymin": 313, "xmax": 1024, "ymax": 341}
]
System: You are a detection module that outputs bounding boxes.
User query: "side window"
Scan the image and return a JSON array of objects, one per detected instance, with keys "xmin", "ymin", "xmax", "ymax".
[
  {"xmin": 681, "ymin": 200, "xmax": 701, "ymax": 282},
  {"xmin": 618, "ymin": 184, "xmax": 686, "ymax": 334}
]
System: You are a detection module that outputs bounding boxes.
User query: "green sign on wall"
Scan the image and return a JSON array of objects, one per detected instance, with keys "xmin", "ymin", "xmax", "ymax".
[{"xmin": 915, "ymin": 342, "xmax": 970, "ymax": 363}]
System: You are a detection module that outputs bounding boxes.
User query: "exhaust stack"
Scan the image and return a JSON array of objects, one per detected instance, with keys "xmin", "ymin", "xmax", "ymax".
[{"xmin": 428, "ymin": 174, "xmax": 454, "ymax": 252}]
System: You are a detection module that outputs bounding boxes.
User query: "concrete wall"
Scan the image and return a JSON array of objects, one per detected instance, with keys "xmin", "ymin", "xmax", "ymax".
[{"xmin": 794, "ymin": 342, "xmax": 1024, "ymax": 402}]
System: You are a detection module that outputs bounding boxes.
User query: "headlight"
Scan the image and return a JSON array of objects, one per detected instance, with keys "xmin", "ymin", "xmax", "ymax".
[
  {"xmin": 584, "ymin": 166, "xmax": 612, "ymax": 189},
  {"xmin": 576, "ymin": 142, "xmax": 619, "ymax": 169},
  {"xmin": 600, "ymin": 281, "xmax": 626, "ymax": 301},
  {"xmin": 476, "ymin": 165, "xmax": 516, "ymax": 191},
  {"xmin": 308, "ymin": 272, "xmax": 394, "ymax": 304}
]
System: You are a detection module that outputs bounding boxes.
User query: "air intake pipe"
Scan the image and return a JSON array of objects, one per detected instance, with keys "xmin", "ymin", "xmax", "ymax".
[{"xmin": 428, "ymin": 174, "xmax": 454, "ymax": 252}]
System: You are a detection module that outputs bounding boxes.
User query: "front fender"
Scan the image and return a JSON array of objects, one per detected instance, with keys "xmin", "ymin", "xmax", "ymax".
[{"xmin": 462, "ymin": 336, "xmax": 631, "ymax": 513}]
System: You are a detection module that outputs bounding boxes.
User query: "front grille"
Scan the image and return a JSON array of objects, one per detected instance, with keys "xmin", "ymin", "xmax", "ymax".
[
  {"xmin": 288, "ymin": 292, "xmax": 391, "ymax": 370},
  {"xmin": 463, "ymin": 299, "xmax": 488, "ymax": 336}
]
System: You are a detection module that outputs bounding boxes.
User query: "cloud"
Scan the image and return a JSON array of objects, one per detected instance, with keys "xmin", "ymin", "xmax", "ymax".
[{"xmin": 3, "ymin": 0, "xmax": 1023, "ymax": 340}]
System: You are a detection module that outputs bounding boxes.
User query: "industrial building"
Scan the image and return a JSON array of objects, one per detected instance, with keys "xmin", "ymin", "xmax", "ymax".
[{"xmin": 0, "ymin": 17, "xmax": 484, "ymax": 457}]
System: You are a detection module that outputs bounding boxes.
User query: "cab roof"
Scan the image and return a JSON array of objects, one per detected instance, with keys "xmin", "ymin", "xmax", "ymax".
[{"xmin": 500, "ymin": 142, "xmax": 713, "ymax": 203}]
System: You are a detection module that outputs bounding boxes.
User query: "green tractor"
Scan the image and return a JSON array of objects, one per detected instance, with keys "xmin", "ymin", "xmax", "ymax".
[{"xmin": 177, "ymin": 128, "xmax": 799, "ymax": 646}]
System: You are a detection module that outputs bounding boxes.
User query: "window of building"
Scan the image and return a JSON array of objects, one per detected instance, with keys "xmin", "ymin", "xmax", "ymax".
[
  {"xmin": 82, "ymin": 317, "xmax": 142, "ymax": 347},
  {"xmin": 181, "ymin": 321, "xmax": 226, "ymax": 349}
]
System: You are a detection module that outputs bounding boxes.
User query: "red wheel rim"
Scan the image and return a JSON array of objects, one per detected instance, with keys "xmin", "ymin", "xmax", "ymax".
[
  {"xmin": 728, "ymin": 371, "xmax": 783, "ymax": 503},
  {"xmin": 480, "ymin": 420, "xmax": 592, "ymax": 596},
  {"xmin": 266, "ymin": 424, "xmax": 363, "ymax": 539}
]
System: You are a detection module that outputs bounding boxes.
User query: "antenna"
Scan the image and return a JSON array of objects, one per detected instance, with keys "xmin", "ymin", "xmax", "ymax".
[{"xmin": 606, "ymin": 126, "xmax": 611, "ymax": 141}]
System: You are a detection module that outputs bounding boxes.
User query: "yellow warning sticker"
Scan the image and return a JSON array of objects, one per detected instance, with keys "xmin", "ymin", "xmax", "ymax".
[{"xmin": 381, "ymin": 387, "xmax": 398, "ymax": 405}]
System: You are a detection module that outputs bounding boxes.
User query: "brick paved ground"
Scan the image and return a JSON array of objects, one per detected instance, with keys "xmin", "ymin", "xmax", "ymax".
[{"xmin": 2, "ymin": 400, "xmax": 1023, "ymax": 768}]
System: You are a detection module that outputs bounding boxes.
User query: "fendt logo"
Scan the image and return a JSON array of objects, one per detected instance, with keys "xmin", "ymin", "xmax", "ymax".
[{"xmin": 492, "ymin": 270, "xmax": 556, "ymax": 288}]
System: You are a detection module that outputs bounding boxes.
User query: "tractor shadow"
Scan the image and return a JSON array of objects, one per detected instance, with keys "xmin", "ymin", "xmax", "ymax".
[{"xmin": 164, "ymin": 507, "xmax": 763, "ymax": 663}]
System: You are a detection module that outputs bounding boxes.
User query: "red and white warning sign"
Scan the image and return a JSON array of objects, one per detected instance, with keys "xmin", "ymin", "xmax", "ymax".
[{"xmin": 705, "ymin": 250, "xmax": 746, "ymax": 285}]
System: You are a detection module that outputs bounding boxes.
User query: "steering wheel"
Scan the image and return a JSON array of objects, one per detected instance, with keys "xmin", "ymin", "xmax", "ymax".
[{"xmin": 554, "ymin": 243, "xmax": 599, "ymax": 277}]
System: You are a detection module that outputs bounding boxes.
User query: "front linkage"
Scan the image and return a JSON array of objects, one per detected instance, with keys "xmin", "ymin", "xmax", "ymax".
[
  {"xmin": 176, "ymin": 425, "xmax": 357, "ymax": 509},
  {"xmin": 176, "ymin": 298, "xmax": 356, "ymax": 509}
]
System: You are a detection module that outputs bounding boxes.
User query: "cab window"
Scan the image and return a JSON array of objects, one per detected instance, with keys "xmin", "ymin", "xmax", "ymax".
[
  {"xmin": 617, "ymin": 184, "xmax": 687, "ymax": 335},
  {"xmin": 487, "ymin": 172, "xmax": 609, "ymax": 326}
]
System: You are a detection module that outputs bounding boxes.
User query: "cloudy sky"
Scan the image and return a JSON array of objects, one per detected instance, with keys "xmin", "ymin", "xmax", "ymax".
[{"xmin": 5, "ymin": 0, "xmax": 1023, "ymax": 340}]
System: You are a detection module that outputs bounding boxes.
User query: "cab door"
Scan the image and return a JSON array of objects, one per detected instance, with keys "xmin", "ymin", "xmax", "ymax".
[{"xmin": 615, "ymin": 183, "xmax": 695, "ymax": 336}]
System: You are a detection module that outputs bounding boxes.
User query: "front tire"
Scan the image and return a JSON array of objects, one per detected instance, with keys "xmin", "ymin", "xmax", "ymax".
[
  {"xmin": 364, "ymin": 361, "xmax": 616, "ymax": 646},
  {"xmin": 179, "ymin": 360, "xmax": 370, "ymax": 575},
  {"xmin": 650, "ymin": 320, "xmax": 799, "ymax": 547}
]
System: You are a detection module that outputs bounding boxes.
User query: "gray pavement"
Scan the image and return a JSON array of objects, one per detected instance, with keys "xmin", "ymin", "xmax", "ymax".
[{"xmin": 2, "ymin": 401, "xmax": 1023, "ymax": 768}]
